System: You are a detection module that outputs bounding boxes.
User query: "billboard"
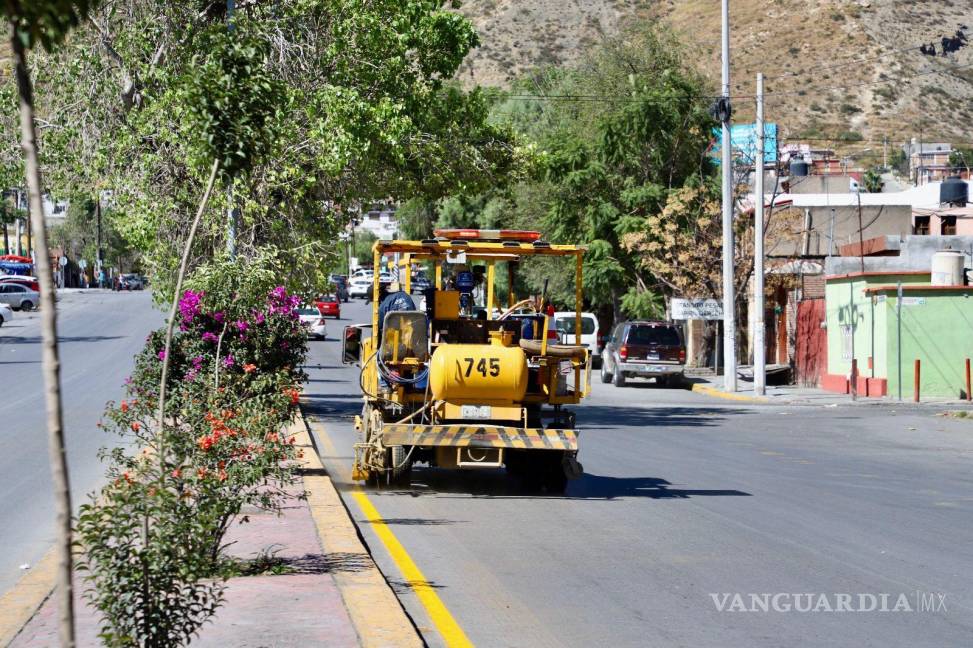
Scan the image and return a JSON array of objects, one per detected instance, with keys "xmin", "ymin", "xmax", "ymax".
[{"xmin": 711, "ymin": 123, "xmax": 778, "ymax": 163}]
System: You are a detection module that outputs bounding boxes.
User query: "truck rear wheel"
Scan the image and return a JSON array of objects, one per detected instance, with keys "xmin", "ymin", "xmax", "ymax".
[{"xmin": 386, "ymin": 445, "xmax": 412, "ymax": 487}]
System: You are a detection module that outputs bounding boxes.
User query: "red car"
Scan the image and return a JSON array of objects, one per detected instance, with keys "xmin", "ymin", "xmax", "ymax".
[
  {"xmin": 315, "ymin": 294, "xmax": 341, "ymax": 319},
  {"xmin": 0, "ymin": 276, "xmax": 40, "ymax": 292}
]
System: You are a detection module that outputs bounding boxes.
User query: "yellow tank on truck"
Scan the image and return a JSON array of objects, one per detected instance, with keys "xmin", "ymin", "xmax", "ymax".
[{"xmin": 429, "ymin": 344, "xmax": 528, "ymax": 403}]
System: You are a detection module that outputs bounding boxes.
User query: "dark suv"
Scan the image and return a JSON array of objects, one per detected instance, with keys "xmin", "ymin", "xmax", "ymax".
[{"xmin": 601, "ymin": 321, "xmax": 686, "ymax": 387}]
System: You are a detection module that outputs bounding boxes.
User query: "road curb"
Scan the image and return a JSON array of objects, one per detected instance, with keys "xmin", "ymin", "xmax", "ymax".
[
  {"xmin": 691, "ymin": 382, "xmax": 770, "ymax": 403},
  {"xmin": 0, "ymin": 549, "xmax": 57, "ymax": 647},
  {"xmin": 292, "ymin": 412, "xmax": 423, "ymax": 648}
]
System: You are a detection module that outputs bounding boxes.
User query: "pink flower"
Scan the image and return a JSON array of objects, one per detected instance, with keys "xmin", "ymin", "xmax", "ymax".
[
  {"xmin": 157, "ymin": 349, "xmax": 167, "ymax": 361},
  {"xmin": 202, "ymin": 332, "xmax": 219, "ymax": 343}
]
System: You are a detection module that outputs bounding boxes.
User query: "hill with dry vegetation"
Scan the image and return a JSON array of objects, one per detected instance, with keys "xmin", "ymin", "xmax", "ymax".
[{"xmin": 457, "ymin": 0, "xmax": 973, "ymax": 148}]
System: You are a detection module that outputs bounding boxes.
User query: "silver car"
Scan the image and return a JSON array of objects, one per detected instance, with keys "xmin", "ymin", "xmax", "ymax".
[{"xmin": 0, "ymin": 283, "xmax": 39, "ymax": 311}]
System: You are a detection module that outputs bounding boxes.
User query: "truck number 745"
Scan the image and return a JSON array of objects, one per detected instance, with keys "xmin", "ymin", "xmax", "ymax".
[{"xmin": 463, "ymin": 357, "xmax": 500, "ymax": 378}]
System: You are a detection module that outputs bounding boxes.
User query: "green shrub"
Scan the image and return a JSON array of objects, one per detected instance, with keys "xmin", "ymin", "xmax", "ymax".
[{"xmin": 77, "ymin": 258, "xmax": 308, "ymax": 647}]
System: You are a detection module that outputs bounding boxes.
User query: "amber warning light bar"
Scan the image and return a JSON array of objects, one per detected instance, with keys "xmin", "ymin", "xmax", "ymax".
[{"xmin": 433, "ymin": 229, "xmax": 542, "ymax": 242}]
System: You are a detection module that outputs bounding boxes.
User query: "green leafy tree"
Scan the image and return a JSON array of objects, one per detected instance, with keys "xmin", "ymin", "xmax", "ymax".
[
  {"xmin": 9, "ymin": 1, "xmax": 523, "ymax": 299},
  {"xmin": 948, "ymin": 147, "xmax": 973, "ymax": 172},
  {"xmin": 862, "ymin": 167, "xmax": 884, "ymax": 193}
]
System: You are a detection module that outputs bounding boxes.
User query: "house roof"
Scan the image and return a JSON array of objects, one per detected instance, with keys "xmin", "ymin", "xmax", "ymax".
[
  {"xmin": 864, "ymin": 284, "xmax": 973, "ymax": 294},
  {"xmin": 825, "ymin": 270, "xmax": 930, "ymax": 281}
]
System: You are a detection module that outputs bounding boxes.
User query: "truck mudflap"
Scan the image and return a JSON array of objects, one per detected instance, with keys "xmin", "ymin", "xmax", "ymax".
[{"xmin": 381, "ymin": 423, "xmax": 578, "ymax": 451}]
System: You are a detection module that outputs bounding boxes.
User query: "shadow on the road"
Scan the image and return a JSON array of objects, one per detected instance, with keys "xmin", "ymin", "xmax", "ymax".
[
  {"xmin": 302, "ymin": 392, "xmax": 362, "ymax": 419},
  {"xmin": 1, "ymin": 334, "xmax": 124, "ymax": 344},
  {"xmin": 369, "ymin": 468, "xmax": 751, "ymax": 501},
  {"xmin": 388, "ymin": 578, "xmax": 446, "ymax": 595},
  {"xmin": 576, "ymin": 404, "xmax": 747, "ymax": 429},
  {"xmin": 571, "ymin": 474, "xmax": 751, "ymax": 500},
  {"xmin": 363, "ymin": 517, "xmax": 461, "ymax": 526}
]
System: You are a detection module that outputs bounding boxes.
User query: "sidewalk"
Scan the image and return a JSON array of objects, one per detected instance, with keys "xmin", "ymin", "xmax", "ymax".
[
  {"xmin": 5, "ymin": 418, "xmax": 420, "ymax": 647},
  {"xmin": 689, "ymin": 375, "xmax": 973, "ymax": 408}
]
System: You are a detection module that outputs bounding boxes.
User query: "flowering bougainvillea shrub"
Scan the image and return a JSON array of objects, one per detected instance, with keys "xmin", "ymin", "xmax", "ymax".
[{"xmin": 77, "ymin": 255, "xmax": 309, "ymax": 647}]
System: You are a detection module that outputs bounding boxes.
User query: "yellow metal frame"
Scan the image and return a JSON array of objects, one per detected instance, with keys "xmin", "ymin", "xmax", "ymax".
[{"xmin": 364, "ymin": 237, "xmax": 589, "ymax": 407}]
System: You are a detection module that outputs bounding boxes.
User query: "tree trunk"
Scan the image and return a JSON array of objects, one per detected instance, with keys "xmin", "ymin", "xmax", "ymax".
[{"xmin": 10, "ymin": 28, "xmax": 75, "ymax": 648}]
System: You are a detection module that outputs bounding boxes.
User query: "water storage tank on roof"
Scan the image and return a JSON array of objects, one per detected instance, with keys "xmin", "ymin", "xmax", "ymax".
[
  {"xmin": 940, "ymin": 176, "xmax": 968, "ymax": 206},
  {"xmin": 931, "ymin": 249, "xmax": 965, "ymax": 286},
  {"xmin": 789, "ymin": 159, "xmax": 809, "ymax": 177}
]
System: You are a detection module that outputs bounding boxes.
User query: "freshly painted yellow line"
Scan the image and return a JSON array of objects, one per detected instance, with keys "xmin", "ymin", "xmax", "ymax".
[
  {"xmin": 350, "ymin": 489, "xmax": 474, "ymax": 648},
  {"xmin": 691, "ymin": 383, "xmax": 769, "ymax": 403}
]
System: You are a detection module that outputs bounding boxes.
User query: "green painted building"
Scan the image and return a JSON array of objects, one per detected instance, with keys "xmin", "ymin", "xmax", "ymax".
[{"xmin": 824, "ymin": 271, "xmax": 973, "ymax": 398}]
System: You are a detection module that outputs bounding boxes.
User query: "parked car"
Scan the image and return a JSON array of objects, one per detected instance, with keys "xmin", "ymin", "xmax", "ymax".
[
  {"xmin": 298, "ymin": 306, "xmax": 328, "ymax": 339},
  {"xmin": 411, "ymin": 273, "xmax": 431, "ymax": 293},
  {"xmin": 348, "ymin": 275, "xmax": 371, "ymax": 299},
  {"xmin": 600, "ymin": 321, "xmax": 686, "ymax": 387},
  {"xmin": 554, "ymin": 311, "xmax": 602, "ymax": 366},
  {"xmin": 315, "ymin": 294, "xmax": 341, "ymax": 319},
  {"xmin": 0, "ymin": 303, "xmax": 12, "ymax": 326},
  {"xmin": 119, "ymin": 273, "xmax": 145, "ymax": 290},
  {"xmin": 329, "ymin": 275, "xmax": 349, "ymax": 302},
  {"xmin": 0, "ymin": 282, "xmax": 39, "ymax": 311},
  {"xmin": 0, "ymin": 275, "xmax": 40, "ymax": 292}
]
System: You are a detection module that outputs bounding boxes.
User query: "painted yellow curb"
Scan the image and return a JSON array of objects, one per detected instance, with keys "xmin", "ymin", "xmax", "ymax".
[
  {"xmin": 0, "ymin": 548, "xmax": 57, "ymax": 646},
  {"xmin": 691, "ymin": 382, "xmax": 769, "ymax": 403},
  {"xmin": 291, "ymin": 416, "xmax": 423, "ymax": 648}
]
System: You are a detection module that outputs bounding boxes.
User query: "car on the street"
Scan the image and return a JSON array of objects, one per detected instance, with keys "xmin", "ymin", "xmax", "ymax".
[
  {"xmin": 315, "ymin": 294, "xmax": 341, "ymax": 319},
  {"xmin": 411, "ymin": 273, "xmax": 431, "ymax": 293},
  {"xmin": 298, "ymin": 306, "xmax": 328, "ymax": 339},
  {"xmin": 0, "ymin": 282, "xmax": 39, "ymax": 311},
  {"xmin": 348, "ymin": 275, "xmax": 371, "ymax": 299},
  {"xmin": 0, "ymin": 275, "xmax": 40, "ymax": 292},
  {"xmin": 600, "ymin": 320, "xmax": 686, "ymax": 387},
  {"xmin": 329, "ymin": 275, "xmax": 349, "ymax": 302},
  {"xmin": 0, "ymin": 303, "xmax": 12, "ymax": 326},
  {"xmin": 554, "ymin": 311, "xmax": 602, "ymax": 366},
  {"xmin": 119, "ymin": 273, "xmax": 145, "ymax": 290}
]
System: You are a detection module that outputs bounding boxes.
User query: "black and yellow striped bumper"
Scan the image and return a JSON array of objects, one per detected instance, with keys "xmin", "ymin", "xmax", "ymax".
[{"xmin": 381, "ymin": 423, "xmax": 578, "ymax": 451}]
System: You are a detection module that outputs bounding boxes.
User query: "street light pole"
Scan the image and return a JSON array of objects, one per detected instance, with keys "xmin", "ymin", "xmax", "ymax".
[
  {"xmin": 754, "ymin": 72, "xmax": 766, "ymax": 396},
  {"xmin": 721, "ymin": 0, "xmax": 737, "ymax": 391}
]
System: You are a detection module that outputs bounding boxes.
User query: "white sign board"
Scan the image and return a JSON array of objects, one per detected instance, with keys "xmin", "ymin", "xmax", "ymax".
[{"xmin": 671, "ymin": 298, "xmax": 724, "ymax": 320}]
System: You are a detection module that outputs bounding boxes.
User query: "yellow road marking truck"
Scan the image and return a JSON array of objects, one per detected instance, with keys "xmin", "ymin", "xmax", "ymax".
[{"xmin": 342, "ymin": 229, "xmax": 590, "ymax": 492}]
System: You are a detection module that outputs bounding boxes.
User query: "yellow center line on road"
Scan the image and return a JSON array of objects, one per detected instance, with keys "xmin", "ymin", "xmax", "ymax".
[
  {"xmin": 350, "ymin": 490, "xmax": 474, "ymax": 648},
  {"xmin": 307, "ymin": 414, "xmax": 474, "ymax": 648}
]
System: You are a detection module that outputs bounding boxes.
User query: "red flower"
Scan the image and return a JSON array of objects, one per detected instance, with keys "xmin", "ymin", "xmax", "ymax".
[
  {"xmin": 120, "ymin": 400, "xmax": 129, "ymax": 413},
  {"xmin": 171, "ymin": 468, "xmax": 182, "ymax": 479},
  {"xmin": 243, "ymin": 363, "xmax": 257, "ymax": 374},
  {"xmin": 130, "ymin": 421, "xmax": 141, "ymax": 432}
]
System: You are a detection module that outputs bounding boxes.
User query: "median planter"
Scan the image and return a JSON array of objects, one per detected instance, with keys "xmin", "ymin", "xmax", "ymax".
[{"xmin": 76, "ymin": 265, "xmax": 309, "ymax": 647}]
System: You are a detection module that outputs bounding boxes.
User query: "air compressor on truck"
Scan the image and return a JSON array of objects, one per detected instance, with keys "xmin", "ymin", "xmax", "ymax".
[{"xmin": 341, "ymin": 229, "xmax": 591, "ymax": 492}]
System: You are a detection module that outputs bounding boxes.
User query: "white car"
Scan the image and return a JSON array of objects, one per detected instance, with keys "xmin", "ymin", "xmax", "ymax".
[
  {"xmin": 554, "ymin": 311, "xmax": 601, "ymax": 365},
  {"xmin": 298, "ymin": 306, "xmax": 328, "ymax": 340},
  {"xmin": 0, "ymin": 283, "xmax": 39, "ymax": 311},
  {"xmin": 0, "ymin": 303, "xmax": 12, "ymax": 326},
  {"xmin": 348, "ymin": 275, "xmax": 372, "ymax": 299}
]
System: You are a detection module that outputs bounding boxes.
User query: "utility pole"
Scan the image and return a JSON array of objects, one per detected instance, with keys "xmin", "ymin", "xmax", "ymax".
[
  {"xmin": 883, "ymin": 136, "xmax": 888, "ymax": 169},
  {"xmin": 754, "ymin": 72, "xmax": 766, "ymax": 396},
  {"xmin": 720, "ymin": 0, "xmax": 737, "ymax": 391},
  {"xmin": 225, "ymin": 0, "xmax": 238, "ymax": 259},
  {"xmin": 95, "ymin": 194, "xmax": 102, "ymax": 271}
]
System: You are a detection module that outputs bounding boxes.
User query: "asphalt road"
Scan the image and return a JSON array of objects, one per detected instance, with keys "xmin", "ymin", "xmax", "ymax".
[
  {"xmin": 305, "ymin": 299, "xmax": 973, "ymax": 648},
  {"xmin": 0, "ymin": 290, "xmax": 161, "ymax": 593}
]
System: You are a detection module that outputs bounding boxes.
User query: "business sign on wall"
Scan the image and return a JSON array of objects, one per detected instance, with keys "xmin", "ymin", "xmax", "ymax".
[{"xmin": 671, "ymin": 298, "xmax": 724, "ymax": 320}]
